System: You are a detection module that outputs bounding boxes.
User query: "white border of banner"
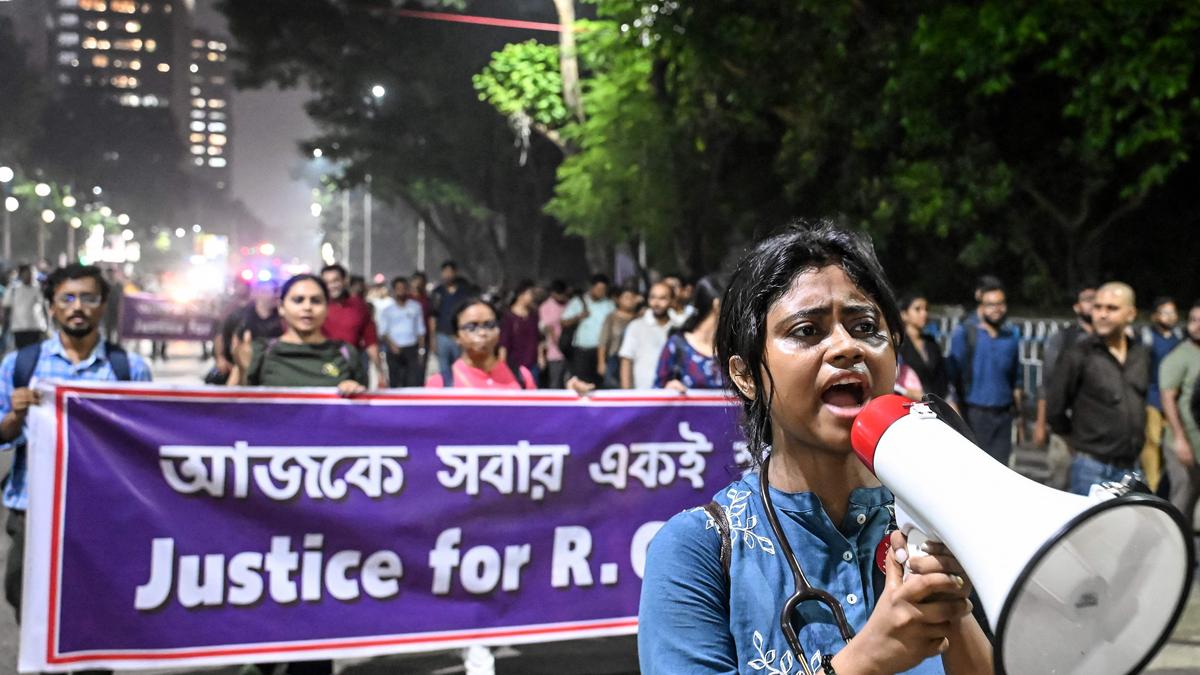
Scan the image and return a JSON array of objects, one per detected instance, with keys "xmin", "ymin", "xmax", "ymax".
[{"xmin": 19, "ymin": 382, "xmax": 735, "ymax": 672}]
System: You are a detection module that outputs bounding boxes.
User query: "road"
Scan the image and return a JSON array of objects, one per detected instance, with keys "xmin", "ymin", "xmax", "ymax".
[{"xmin": 0, "ymin": 341, "xmax": 1195, "ymax": 673}]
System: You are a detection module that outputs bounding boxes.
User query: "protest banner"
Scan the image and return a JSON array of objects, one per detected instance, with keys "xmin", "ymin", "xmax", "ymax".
[
  {"xmin": 20, "ymin": 382, "xmax": 744, "ymax": 672},
  {"xmin": 117, "ymin": 293, "xmax": 219, "ymax": 341}
]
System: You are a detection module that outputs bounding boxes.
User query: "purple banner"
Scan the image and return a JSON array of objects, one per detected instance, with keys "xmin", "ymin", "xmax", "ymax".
[
  {"xmin": 22, "ymin": 383, "xmax": 744, "ymax": 671},
  {"xmin": 118, "ymin": 293, "xmax": 218, "ymax": 341}
]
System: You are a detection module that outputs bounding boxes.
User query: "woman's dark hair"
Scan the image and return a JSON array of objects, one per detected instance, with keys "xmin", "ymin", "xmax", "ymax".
[
  {"xmin": 44, "ymin": 263, "xmax": 109, "ymax": 303},
  {"xmin": 897, "ymin": 292, "xmax": 925, "ymax": 313},
  {"xmin": 716, "ymin": 219, "xmax": 903, "ymax": 465},
  {"xmin": 450, "ymin": 296, "xmax": 499, "ymax": 332},
  {"xmin": 280, "ymin": 274, "xmax": 330, "ymax": 302},
  {"xmin": 678, "ymin": 274, "xmax": 725, "ymax": 334},
  {"xmin": 508, "ymin": 279, "xmax": 536, "ymax": 308}
]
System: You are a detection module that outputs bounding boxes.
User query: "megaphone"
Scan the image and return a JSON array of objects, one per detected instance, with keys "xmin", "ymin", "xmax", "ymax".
[{"xmin": 851, "ymin": 394, "xmax": 1193, "ymax": 675}]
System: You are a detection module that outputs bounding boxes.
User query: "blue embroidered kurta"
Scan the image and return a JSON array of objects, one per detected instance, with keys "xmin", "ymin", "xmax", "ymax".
[{"xmin": 639, "ymin": 473, "xmax": 946, "ymax": 675}]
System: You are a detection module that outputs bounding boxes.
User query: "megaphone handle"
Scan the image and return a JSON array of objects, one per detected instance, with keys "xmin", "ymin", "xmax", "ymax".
[{"xmin": 894, "ymin": 500, "xmax": 939, "ymax": 577}]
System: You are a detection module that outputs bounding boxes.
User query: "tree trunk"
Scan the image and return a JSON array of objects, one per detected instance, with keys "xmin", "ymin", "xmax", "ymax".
[{"xmin": 553, "ymin": 0, "xmax": 584, "ymax": 124}]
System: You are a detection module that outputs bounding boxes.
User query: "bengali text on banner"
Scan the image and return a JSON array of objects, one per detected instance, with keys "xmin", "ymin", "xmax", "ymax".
[{"xmin": 20, "ymin": 382, "xmax": 746, "ymax": 672}]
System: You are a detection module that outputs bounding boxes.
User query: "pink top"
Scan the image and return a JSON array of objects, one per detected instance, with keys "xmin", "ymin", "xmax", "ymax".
[
  {"xmin": 539, "ymin": 298, "xmax": 566, "ymax": 362},
  {"xmin": 426, "ymin": 358, "xmax": 537, "ymax": 389}
]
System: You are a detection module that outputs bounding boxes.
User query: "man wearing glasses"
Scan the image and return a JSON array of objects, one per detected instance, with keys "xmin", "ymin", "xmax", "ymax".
[
  {"xmin": 0, "ymin": 263, "xmax": 151, "ymax": 641},
  {"xmin": 947, "ymin": 277, "xmax": 1024, "ymax": 466}
]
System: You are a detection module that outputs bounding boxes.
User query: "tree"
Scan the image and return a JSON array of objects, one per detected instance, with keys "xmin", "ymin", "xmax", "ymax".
[
  {"xmin": 479, "ymin": 0, "xmax": 1200, "ymax": 300},
  {"xmin": 219, "ymin": 0, "xmax": 584, "ymax": 284}
]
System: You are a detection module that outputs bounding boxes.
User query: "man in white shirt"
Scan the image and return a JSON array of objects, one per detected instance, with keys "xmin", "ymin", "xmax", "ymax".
[
  {"xmin": 2, "ymin": 266, "xmax": 46, "ymax": 349},
  {"xmin": 562, "ymin": 274, "xmax": 615, "ymax": 385},
  {"xmin": 618, "ymin": 282, "xmax": 675, "ymax": 389},
  {"xmin": 378, "ymin": 276, "xmax": 427, "ymax": 387}
]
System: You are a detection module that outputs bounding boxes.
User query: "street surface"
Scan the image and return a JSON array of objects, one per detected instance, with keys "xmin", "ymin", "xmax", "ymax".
[{"xmin": 0, "ymin": 341, "xmax": 1194, "ymax": 673}]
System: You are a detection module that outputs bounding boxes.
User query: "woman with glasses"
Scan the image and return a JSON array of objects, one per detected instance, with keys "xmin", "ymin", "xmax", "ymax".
[
  {"xmin": 638, "ymin": 223, "xmax": 992, "ymax": 675},
  {"xmin": 426, "ymin": 297, "xmax": 537, "ymax": 389},
  {"xmin": 231, "ymin": 274, "xmax": 366, "ymax": 398}
]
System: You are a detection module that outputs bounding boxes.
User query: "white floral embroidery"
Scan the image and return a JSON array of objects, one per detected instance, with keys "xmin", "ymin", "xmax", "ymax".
[
  {"xmin": 747, "ymin": 630, "xmax": 796, "ymax": 674},
  {"xmin": 695, "ymin": 488, "xmax": 776, "ymax": 555}
]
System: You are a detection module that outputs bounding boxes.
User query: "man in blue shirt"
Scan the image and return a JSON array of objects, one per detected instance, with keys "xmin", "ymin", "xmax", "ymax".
[
  {"xmin": 947, "ymin": 278, "xmax": 1023, "ymax": 466},
  {"xmin": 0, "ymin": 264, "xmax": 151, "ymax": 632},
  {"xmin": 378, "ymin": 275, "xmax": 427, "ymax": 387},
  {"xmin": 1140, "ymin": 297, "xmax": 1183, "ymax": 492}
]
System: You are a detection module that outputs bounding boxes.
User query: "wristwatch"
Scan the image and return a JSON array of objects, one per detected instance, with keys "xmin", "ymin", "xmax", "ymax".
[{"xmin": 821, "ymin": 653, "xmax": 838, "ymax": 675}]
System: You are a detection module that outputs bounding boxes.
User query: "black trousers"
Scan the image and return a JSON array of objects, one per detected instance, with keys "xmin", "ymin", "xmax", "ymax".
[
  {"xmin": 571, "ymin": 347, "xmax": 601, "ymax": 386},
  {"xmin": 386, "ymin": 346, "xmax": 424, "ymax": 388},
  {"xmin": 7, "ymin": 510, "xmax": 111, "ymax": 675}
]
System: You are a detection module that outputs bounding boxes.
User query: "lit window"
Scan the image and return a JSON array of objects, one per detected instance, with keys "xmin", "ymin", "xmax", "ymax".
[
  {"xmin": 211, "ymin": 76, "xmax": 226, "ymax": 85},
  {"xmin": 58, "ymin": 0, "xmax": 78, "ymax": 7},
  {"xmin": 91, "ymin": 54, "xmax": 109, "ymax": 67},
  {"xmin": 207, "ymin": 146, "xmax": 223, "ymax": 156},
  {"xmin": 156, "ymin": 62, "xmax": 169, "ymax": 73},
  {"xmin": 191, "ymin": 39, "xmax": 205, "ymax": 48},
  {"xmin": 208, "ymin": 122, "xmax": 226, "ymax": 132},
  {"xmin": 209, "ymin": 112, "xmax": 226, "ymax": 120},
  {"xmin": 208, "ymin": 98, "xmax": 225, "ymax": 109},
  {"xmin": 144, "ymin": 39, "xmax": 156, "ymax": 51},
  {"xmin": 189, "ymin": 63, "xmax": 198, "ymax": 73},
  {"xmin": 119, "ymin": 93, "xmax": 141, "ymax": 107},
  {"xmin": 57, "ymin": 51, "xmax": 77, "ymax": 65},
  {"xmin": 190, "ymin": 145, "xmax": 205, "ymax": 155},
  {"xmin": 112, "ymin": 58, "xmax": 124, "ymax": 68},
  {"xmin": 208, "ymin": 157, "xmax": 227, "ymax": 168},
  {"xmin": 95, "ymin": 19, "xmax": 108, "ymax": 30},
  {"xmin": 208, "ymin": 134, "xmax": 227, "ymax": 146},
  {"xmin": 163, "ymin": 2, "xmax": 170, "ymax": 12},
  {"xmin": 57, "ymin": 31, "xmax": 80, "ymax": 46},
  {"xmin": 59, "ymin": 13, "xmax": 79, "ymax": 27},
  {"xmin": 78, "ymin": 0, "xmax": 107, "ymax": 10},
  {"xmin": 113, "ymin": 38, "xmax": 142, "ymax": 51},
  {"xmin": 141, "ymin": 2, "xmax": 151, "ymax": 13},
  {"xmin": 190, "ymin": 110, "xmax": 204, "ymax": 119},
  {"xmin": 82, "ymin": 36, "xmax": 97, "ymax": 49},
  {"xmin": 58, "ymin": 73, "xmax": 72, "ymax": 85},
  {"xmin": 207, "ymin": 52, "xmax": 218, "ymax": 62},
  {"xmin": 192, "ymin": 97, "xmax": 206, "ymax": 108},
  {"xmin": 97, "ymin": 39, "xmax": 111, "ymax": 49},
  {"xmin": 129, "ymin": 59, "xmax": 140, "ymax": 70},
  {"xmin": 194, "ymin": 157, "xmax": 205, "ymax": 166},
  {"xmin": 71, "ymin": 58, "xmax": 79, "ymax": 67},
  {"xmin": 189, "ymin": 132, "xmax": 205, "ymax": 143},
  {"xmin": 125, "ymin": 21, "xmax": 140, "ymax": 32},
  {"xmin": 190, "ymin": 86, "xmax": 201, "ymax": 95},
  {"xmin": 190, "ymin": 121, "xmax": 205, "ymax": 132},
  {"xmin": 110, "ymin": 0, "xmax": 136, "ymax": 12}
]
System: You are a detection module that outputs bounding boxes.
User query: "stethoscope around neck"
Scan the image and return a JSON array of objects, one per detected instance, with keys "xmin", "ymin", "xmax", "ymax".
[{"xmin": 758, "ymin": 453, "xmax": 856, "ymax": 675}]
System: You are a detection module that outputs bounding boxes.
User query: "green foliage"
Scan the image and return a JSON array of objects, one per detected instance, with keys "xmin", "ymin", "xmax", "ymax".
[{"xmin": 473, "ymin": 41, "xmax": 569, "ymax": 131}]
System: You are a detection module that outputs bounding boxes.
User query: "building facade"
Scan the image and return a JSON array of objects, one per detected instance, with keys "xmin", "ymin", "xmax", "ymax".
[{"xmin": 187, "ymin": 29, "xmax": 230, "ymax": 191}]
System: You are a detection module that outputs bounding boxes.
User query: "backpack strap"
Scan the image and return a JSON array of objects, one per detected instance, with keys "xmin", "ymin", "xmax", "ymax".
[
  {"xmin": 702, "ymin": 501, "xmax": 732, "ymax": 587},
  {"xmin": 105, "ymin": 342, "xmax": 131, "ymax": 381},
  {"xmin": 13, "ymin": 343, "xmax": 42, "ymax": 390}
]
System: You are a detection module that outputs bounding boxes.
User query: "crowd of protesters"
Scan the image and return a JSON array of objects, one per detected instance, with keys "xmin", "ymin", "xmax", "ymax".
[{"xmin": 1, "ymin": 254, "xmax": 1199, "ymax": 674}]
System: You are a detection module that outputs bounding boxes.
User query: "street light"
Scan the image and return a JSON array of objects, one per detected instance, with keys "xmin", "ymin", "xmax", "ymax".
[
  {"xmin": 371, "ymin": 84, "xmax": 386, "ymax": 99},
  {"xmin": 92, "ymin": 186, "xmax": 102, "ymax": 196},
  {"xmin": 117, "ymin": 213, "xmax": 130, "ymax": 226},
  {"xmin": 100, "ymin": 206, "xmax": 112, "ymax": 217},
  {"xmin": 62, "ymin": 195, "xmax": 77, "ymax": 208},
  {"xmin": 192, "ymin": 223, "xmax": 202, "ymax": 233},
  {"xmin": 310, "ymin": 202, "xmax": 322, "ymax": 218},
  {"xmin": 41, "ymin": 209, "xmax": 55, "ymax": 224},
  {"xmin": 312, "ymin": 148, "xmax": 323, "ymax": 159},
  {"xmin": 68, "ymin": 217, "xmax": 82, "ymax": 262},
  {"xmin": 0, "ymin": 166, "xmax": 13, "ymax": 261},
  {"xmin": 34, "ymin": 183, "xmax": 51, "ymax": 198}
]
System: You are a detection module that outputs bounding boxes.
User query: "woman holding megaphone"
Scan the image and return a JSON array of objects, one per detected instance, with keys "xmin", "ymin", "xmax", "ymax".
[{"xmin": 638, "ymin": 222, "xmax": 993, "ymax": 674}]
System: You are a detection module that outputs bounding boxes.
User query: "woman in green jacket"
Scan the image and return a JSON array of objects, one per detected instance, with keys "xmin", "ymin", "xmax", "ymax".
[{"xmin": 232, "ymin": 273, "xmax": 365, "ymax": 397}]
